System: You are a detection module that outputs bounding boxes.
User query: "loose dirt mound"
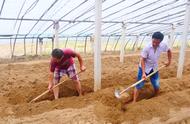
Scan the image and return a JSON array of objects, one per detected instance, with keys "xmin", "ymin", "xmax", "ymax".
[{"xmin": 0, "ymin": 51, "xmax": 190, "ymax": 123}]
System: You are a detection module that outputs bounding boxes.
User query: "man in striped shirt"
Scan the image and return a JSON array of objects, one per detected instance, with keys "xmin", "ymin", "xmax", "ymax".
[{"xmin": 49, "ymin": 48, "xmax": 86, "ymax": 99}]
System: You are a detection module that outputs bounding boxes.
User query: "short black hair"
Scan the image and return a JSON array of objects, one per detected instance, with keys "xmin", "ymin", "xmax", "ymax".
[
  {"xmin": 152, "ymin": 32, "xmax": 164, "ymax": 42},
  {"xmin": 51, "ymin": 48, "xmax": 64, "ymax": 59}
]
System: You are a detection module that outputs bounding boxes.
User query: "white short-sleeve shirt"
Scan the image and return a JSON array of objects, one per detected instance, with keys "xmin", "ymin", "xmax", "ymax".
[{"xmin": 140, "ymin": 42, "xmax": 169, "ymax": 73}]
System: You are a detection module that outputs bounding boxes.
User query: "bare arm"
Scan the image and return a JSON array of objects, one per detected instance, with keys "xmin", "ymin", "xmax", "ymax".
[
  {"xmin": 48, "ymin": 60, "xmax": 55, "ymax": 90},
  {"xmin": 140, "ymin": 57, "xmax": 147, "ymax": 79},
  {"xmin": 48, "ymin": 72, "xmax": 54, "ymax": 90},
  {"xmin": 141, "ymin": 57, "xmax": 146, "ymax": 74},
  {"xmin": 75, "ymin": 52, "xmax": 86, "ymax": 71},
  {"xmin": 49, "ymin": 72, "xmax": 53, "ymax": 83}
]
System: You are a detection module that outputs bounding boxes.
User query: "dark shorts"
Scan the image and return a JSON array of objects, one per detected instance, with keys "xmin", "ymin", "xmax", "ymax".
[
  {"xmin": 136, "ymin": 67, "xmax": 160, "ymax": 90},
  {"xmin": 53, "ymin": 64, "xmax": 79, "ymax": 84}
]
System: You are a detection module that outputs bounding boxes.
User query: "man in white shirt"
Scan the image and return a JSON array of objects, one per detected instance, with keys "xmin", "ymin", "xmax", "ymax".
[{"xmin": 133, "ymin": 32, "xmax": 172, "ymax": 103}]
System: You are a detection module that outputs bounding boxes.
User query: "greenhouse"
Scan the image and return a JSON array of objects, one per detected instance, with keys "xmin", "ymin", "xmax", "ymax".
[{"xmin": 0, "ymin": 0, "xmax": 190, "ymax": 123}]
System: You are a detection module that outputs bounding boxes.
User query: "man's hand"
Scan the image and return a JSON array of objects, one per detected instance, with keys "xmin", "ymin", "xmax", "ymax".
[
  {"xmin": 142, "ymin": 73, "xmax": 147, "ymax": 80},
  {"xmin": 48, "ymin": 82, "xmax": 54, "ymax": 91},
  {"xmin": 80, "ymin": 65, "xmax": 86, "ymax": 72},
  {"xmin": 163, "ymin": 61, "xmax": 171, "ymax": 67}
]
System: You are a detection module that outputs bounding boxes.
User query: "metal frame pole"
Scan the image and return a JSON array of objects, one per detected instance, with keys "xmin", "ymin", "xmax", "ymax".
[
  {"xmin": 94, "ymin": 0, "xmax": 102, "ymax": 91},
  {"xmin": 177, "ymin": 0, "xmax": 190, "ymax": 78},
  {"xmin": 53, "ymin": 20, "xmax": 59, "ymax": 48},
  {"xmin": 24, "ymin": 38, "xmax": 26, "ymax": 55},
  {"xmin": 104, "ymin": 36, "xmax": 110, "ymax": 52},
  {"xmin": 120, "ymin": 23, "xmax": 126, "ymax": 63},
  {"xmin": 114, "ymin": 35, "xmax": 121, "ymax": 51}
]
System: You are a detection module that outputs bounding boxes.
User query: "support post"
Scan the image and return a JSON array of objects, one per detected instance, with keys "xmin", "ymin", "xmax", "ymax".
[
  {"xmin": 94, "ymin": 0, "xmax": 102, "ymax": 91},
  {"xmin": 120, "ymin": 23, "xmax": 126, "ymax": 63},
  {"xmin": 9, "ymin": 38, "xmax": 12, "ymax": 58},
  {"xmin": 53, "ymin": 20, "xmax": 59, "ymax": 48},
  {"xmin": 35, "ymin": 38, "xmax": 38, "ymax": 55},
  {"xmin": 177, "ymin": 0, "xmax": 190, "ymax": 78},
  {"xmin": 24, "ymin": 38, "xmax": 26, "ymax": 56},
  {"xmin": 39, "ymin": 38, "xmax": 43, "ymax": 56},
  {"xmin": 31, "ymin": 37, "xmax": 34, "ymax": 54}
]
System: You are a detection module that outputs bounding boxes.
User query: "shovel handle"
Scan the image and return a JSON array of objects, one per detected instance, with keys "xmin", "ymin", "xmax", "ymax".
[
  {"xmin": 119, "ymin": 65, "xmax": 165, "ymax": 95},
  {"xmin": 29, "ymin": 71, "xmax": 83, "ymax": 103}
]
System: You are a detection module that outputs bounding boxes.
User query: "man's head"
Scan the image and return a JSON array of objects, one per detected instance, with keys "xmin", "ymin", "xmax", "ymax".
[
  {"xmin": 152, "ymin": 32, "xmax": 164, "ymax": 48},
  {"xmin": 51, "ymin": 48, "xmax": 64, "ymax": 62}
]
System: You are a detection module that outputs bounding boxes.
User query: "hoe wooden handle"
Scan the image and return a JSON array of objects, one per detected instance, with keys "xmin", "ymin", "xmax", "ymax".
[
  {"xmin": 119, "ymin": 65, "xmax": 165, "ymax": 95},
  {"xmin": 30, "ymin": 71, "xmax": 82, "ymax": 103}
]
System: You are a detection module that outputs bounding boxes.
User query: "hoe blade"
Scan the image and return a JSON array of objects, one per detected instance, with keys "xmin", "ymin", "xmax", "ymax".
[{"xmin": 114, "ymin": 89, "xmax": 121, "ymax": 98}]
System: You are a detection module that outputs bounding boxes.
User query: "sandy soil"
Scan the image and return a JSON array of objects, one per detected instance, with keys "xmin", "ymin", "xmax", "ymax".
[{"xmin": 0, "ymin": 51, "xmax": 190, "ymax": 124}]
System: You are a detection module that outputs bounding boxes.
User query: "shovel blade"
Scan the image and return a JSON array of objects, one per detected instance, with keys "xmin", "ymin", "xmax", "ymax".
[{"xmin": 114, "ymin": 89, "xmax": 121, "ymax": 98}]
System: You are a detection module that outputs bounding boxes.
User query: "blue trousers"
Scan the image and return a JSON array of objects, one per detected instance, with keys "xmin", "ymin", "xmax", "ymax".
[{"xmin": 136, "ymin": 67, "xmax": 160, "ymax": 90}]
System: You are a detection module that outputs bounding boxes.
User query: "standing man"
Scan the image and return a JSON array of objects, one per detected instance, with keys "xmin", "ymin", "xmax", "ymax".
[
  {"xmin": 49, "ymin": 48, "xmax": 86, "ymax": 99},
  {"xmin": 133, "ymin": 32, "xmax": 172, "ymax": 103}
]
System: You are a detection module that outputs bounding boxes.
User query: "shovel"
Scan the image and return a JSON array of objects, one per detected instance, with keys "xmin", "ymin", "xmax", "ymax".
[
  {"xmin": 114, "ymin": 65, "xmax": 165, "ymax": 98},
  {"xmin": 30, "ymin": 71, "xmax": 83, "ymax": 103}
]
